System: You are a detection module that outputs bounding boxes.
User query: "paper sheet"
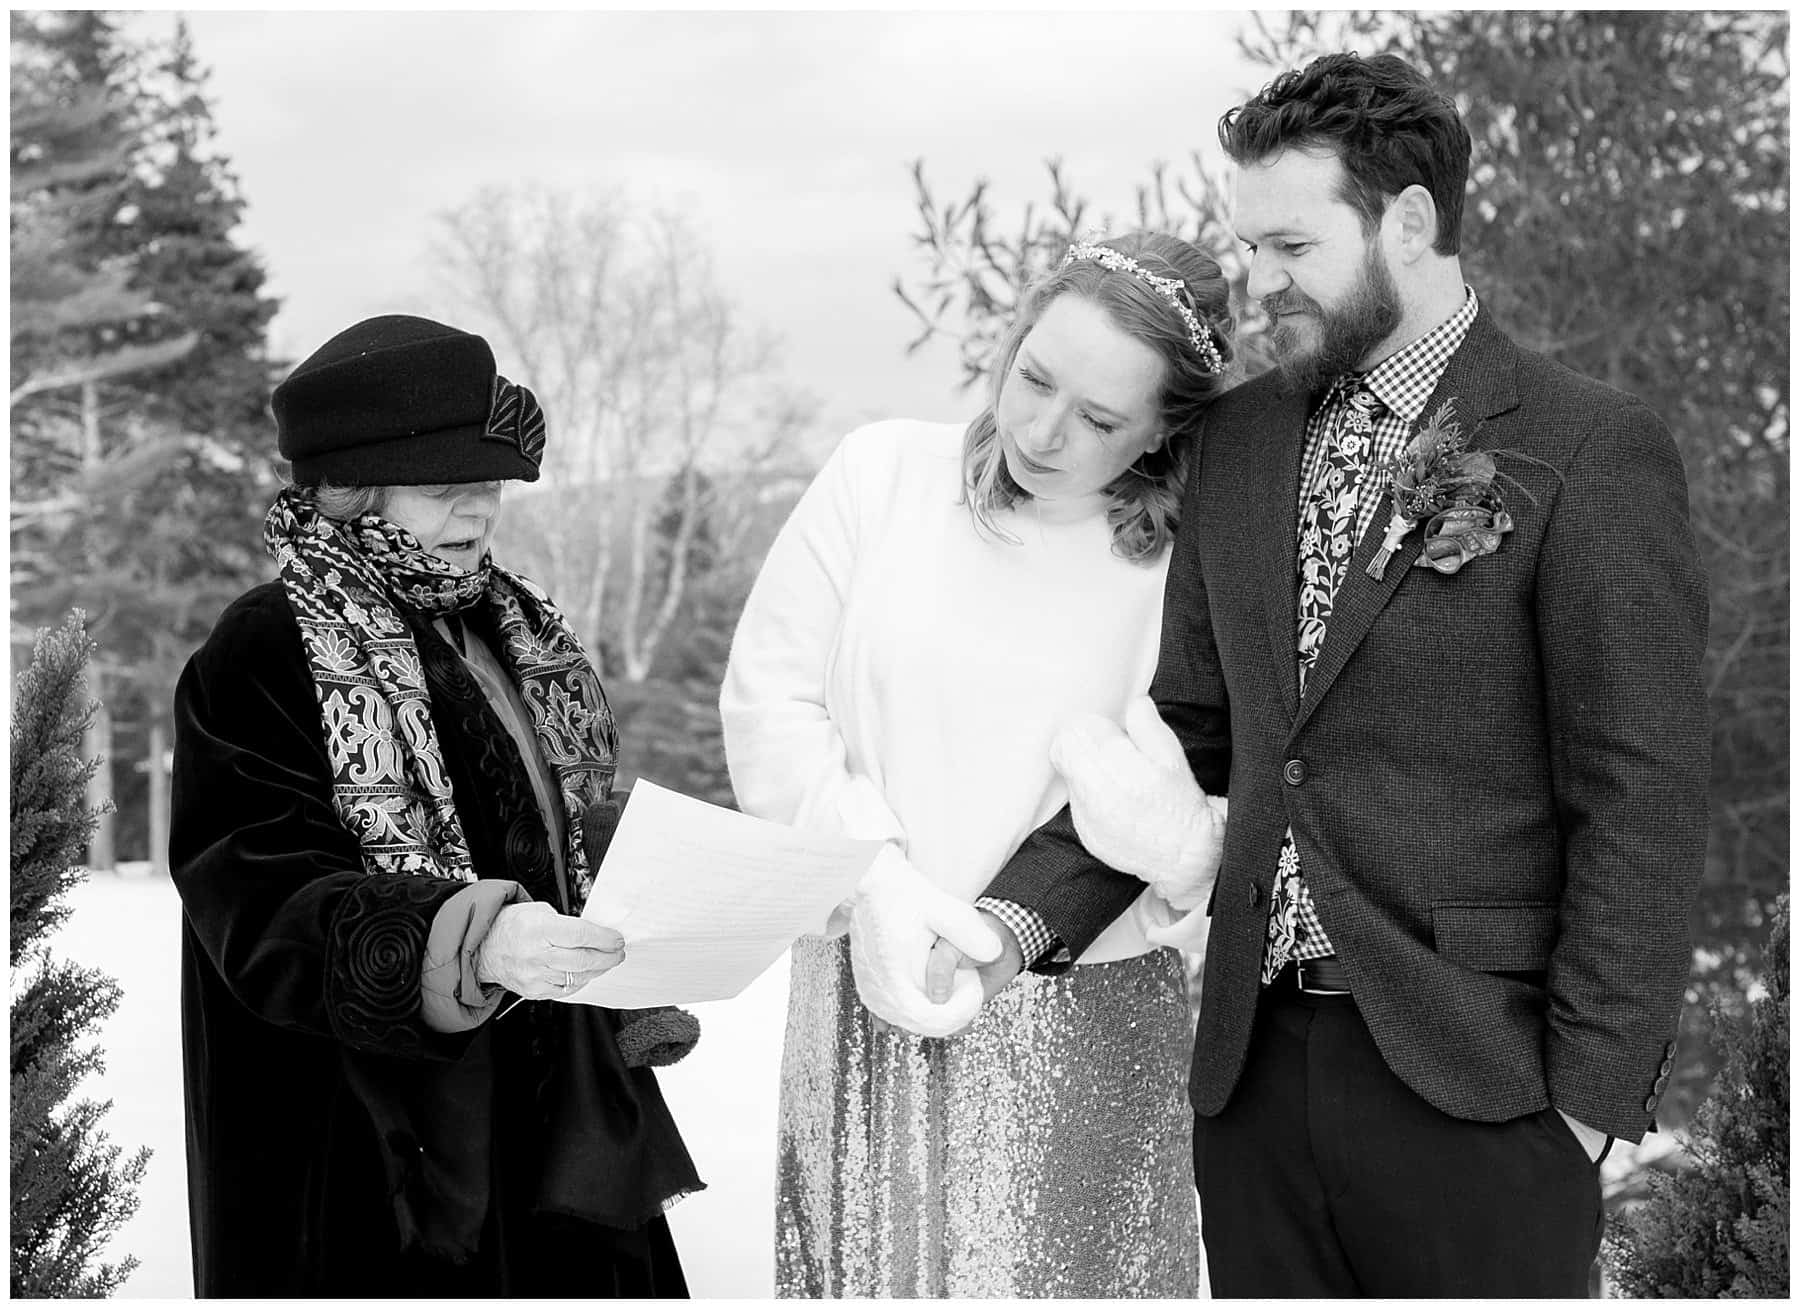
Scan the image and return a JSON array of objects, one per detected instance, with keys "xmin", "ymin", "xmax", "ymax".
[{"xmin": 561, "ymin": 779, "xmax": 884, "ymax": 1008}]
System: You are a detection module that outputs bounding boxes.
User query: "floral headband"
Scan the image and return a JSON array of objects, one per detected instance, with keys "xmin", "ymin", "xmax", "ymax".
[{"xmin": 1059, "ymin": 242, "xmax": 1227, "ymax": 375}]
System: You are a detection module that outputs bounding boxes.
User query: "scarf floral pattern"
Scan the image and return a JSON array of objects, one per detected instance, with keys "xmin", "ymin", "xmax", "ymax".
[{"xmin": 265, "ymin": 486, "xmax": 617, "ymax": 907}]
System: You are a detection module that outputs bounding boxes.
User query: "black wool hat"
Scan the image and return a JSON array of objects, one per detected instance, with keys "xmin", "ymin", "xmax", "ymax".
[{"xmin": 273, "ymin": 314, "xmax": 545, "ymax": 485}]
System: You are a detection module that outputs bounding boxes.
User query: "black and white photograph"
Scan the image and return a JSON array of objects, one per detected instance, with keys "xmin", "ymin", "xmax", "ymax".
[{"xmin": 9, "ymin": 6, "xmax": 1788, "ymax": 1300}]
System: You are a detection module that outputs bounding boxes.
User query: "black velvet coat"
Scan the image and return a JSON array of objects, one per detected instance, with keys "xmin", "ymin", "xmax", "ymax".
[{"xmin": 171, "ymin": 581, "xmax": 697, "ymax": 1297}]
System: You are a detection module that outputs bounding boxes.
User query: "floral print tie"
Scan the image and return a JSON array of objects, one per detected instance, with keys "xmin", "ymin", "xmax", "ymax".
[{"xmin": 1263, "ymin": 380, "xmax": 1386, "ymax": 983}]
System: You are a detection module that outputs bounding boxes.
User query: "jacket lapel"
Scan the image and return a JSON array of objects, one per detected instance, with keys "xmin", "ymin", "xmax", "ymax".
[
  {"xmin": 1253, "ymin": 381, "xmax": 1315, "ymax": 725},
  {"xmin": 1291, "ymin": 309, "xmax": 1522, "ymax": 736}
]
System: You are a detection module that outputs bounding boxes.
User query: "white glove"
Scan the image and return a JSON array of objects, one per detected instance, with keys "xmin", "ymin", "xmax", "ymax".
[
  {"xmin": 848, "ymin": 844, "xmax": 1003, "ymax": 1038},
  {"xmin": 1050, "ymin": 696, "xmax": 1228, "ymax": 912}
]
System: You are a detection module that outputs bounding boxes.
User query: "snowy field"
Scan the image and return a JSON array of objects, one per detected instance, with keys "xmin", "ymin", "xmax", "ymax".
[
  {"xmin": 52, "ymin": 868, "xmax": 793, "ymax": 1298},
  {"xmin": 53, "ymin": 870, "xmax": 1662, "ymax": 1299}
]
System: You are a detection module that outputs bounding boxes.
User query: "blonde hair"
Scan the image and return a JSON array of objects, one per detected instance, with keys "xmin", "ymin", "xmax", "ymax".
[{"xmin": 962, "ymin": 231, "xmax": 1236, "ymax": 562}]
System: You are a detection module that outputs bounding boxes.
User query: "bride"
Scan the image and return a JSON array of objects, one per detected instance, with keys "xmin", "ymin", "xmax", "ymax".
[{"xmin": 722, "ymin": 233, "xmax": 1235, "ymax": 1297}]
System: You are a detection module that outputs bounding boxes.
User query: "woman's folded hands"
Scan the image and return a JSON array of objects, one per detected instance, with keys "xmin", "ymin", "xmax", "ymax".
[{"xmin": 848, "ymin": 844, "xmax": 1003, "ymax": 1039}]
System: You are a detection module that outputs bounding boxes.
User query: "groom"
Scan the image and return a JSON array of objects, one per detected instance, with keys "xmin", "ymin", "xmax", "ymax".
[{"xmin": 967, "ymin": 52, "xmax": 1711, "ymax": 1296}]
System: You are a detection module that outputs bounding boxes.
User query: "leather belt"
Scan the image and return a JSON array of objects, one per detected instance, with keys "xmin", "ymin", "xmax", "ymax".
[
  {"xmin": 1279, "ymin": 956, "xmax": 1352, "ymax": 995},
  {"xmin": 1269, "ymin": 958, "xmax": 1548, "ymax": 997}
]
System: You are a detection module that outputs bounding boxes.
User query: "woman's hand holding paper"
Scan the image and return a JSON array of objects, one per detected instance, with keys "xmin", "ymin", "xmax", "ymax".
[{"xmin": 474, "ymin": 900, "xmax": 626, "ymax": 999}]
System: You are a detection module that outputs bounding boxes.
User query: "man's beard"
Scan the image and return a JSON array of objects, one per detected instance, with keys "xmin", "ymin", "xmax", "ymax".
[{"xmin": 1263, "ymin": 241, "xmax": 1403, "ymax": 392}]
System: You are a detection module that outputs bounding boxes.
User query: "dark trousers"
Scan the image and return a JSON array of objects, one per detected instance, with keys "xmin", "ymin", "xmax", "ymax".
[{"xmin": 1193, "ymin": 984, "xmax": 1603, "ymax": 1297}]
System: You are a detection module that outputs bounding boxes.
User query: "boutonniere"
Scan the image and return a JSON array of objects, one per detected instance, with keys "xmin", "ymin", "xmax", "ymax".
[{"xmin": 1365, "ymin": 399, "xmax": 1536, "ymax": 580}]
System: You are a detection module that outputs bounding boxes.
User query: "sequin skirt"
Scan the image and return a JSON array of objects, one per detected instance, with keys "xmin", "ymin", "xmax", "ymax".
[{"xmin": 775, "ymin": 935, "xmax": 1199, "ymax": 1298}]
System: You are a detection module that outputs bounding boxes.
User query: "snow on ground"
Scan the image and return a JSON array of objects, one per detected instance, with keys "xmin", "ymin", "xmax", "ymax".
[
  {"xmin": 55, "ymin": 870, "xmax": 1660, "ymax": 1299},
  {"xmin": 52, "ymin": 869, "xmax": 790, "ymax": 1298}
]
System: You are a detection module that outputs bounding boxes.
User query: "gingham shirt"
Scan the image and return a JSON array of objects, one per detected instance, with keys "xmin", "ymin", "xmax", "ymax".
[
  {"xmin": 977, "ymin": 894, "xmax": 1061, "ymax": 967},
  {"xmin": 1272, "ymin": 288, "xmax": 1481, "ymax": 967},
  {"xmin": 1296, "ymin": 289, "xmax": 1481, "ymax": 542}
]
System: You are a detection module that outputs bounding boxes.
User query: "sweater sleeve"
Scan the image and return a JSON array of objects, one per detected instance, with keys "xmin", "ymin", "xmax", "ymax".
[
  {"xmin": 170, "ymin": 587, "xmax": 492, "ymax": 1060},
  {"xmin": 720, "ymin": 426, "xmax": 907, "ymax": 847}
]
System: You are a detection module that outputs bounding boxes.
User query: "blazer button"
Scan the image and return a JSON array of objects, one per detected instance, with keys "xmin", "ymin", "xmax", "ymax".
[
  {"xmin": 1660, "ymin": 1057, "xmax": 1675, "ymax": 1076},
  {"xmin": 1644, "ymin": 1094, "xmax": 1659, "ymax": 1113},
  {"xmin": 1247, "ymin": 883, "xmax": 1263, "ymax": 909},
  {"xmin": 1283, "ymin": 759, "xmax": 1308, "ymax": 786},
  {"xmin": 1653, "ymin": 1072, "xmax": 1670, "ymax": 1094}
]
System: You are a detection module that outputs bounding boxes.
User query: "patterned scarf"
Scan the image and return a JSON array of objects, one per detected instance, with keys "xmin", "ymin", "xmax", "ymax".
[{"xmin": 265, "ymin": 486, "xmax": 617, "ymax": 908}]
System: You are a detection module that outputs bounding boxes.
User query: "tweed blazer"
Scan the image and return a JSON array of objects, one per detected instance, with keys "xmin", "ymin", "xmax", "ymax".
[{"xmin": 984, "ymin": 307, "xmax": 1710, "ymax": 1142}]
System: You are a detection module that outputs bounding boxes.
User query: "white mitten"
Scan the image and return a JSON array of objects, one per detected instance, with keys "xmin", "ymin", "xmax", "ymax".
[
  {"xmin": 1051, "ymin": 696, "xmax": 1229, "ymax": 911},
  {"xmin": 848, "ymin": 844, "xmax": 1003, "ymax": 1039}
]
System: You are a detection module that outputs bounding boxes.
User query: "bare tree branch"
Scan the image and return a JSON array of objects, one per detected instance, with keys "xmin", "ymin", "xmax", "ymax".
[{"xmin": 435, "ymin": 186, "xmax": 814, "ymax": 681}]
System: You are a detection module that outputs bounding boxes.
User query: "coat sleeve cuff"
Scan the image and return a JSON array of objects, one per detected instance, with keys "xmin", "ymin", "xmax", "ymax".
[
  {"xmin": 1545, "ymin": 1027, "xmax": 1677, "ymax": 1143},
  {"xmin": 975, "ymin": 897, "xmax": 1065, "ymax": 969},
  {"xmin": 419, "ymin": 880, "xmax": 530, "ymax": 1033}
]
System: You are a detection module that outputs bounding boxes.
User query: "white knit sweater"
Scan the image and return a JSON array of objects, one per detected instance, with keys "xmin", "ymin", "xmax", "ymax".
[{"xmin": 721, "ymin": 419, "xmax": 1181, "ymax": 963}]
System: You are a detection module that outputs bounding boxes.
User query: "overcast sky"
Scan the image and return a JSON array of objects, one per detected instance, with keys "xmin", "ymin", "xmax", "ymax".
[{"xmin": 119, "ymin": 9, "xmax": 1270, "ymax": 448}]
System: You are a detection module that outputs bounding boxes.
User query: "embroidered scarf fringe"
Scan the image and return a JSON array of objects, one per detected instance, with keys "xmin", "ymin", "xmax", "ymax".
[{"xmin": 264, "ymin": 487, "xmax": 616, "ymax": 908}]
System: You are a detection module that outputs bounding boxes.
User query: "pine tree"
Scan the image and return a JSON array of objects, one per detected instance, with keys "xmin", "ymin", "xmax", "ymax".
[
  {"xmin": 11, "ymin": 9, "xmax": 157, "ymax": 871},
  {"xmin": 1604, "ymin": 895, "xmax": 1788, "ymax": 1296},
  {"xmin": 124, "ymin": 20, "xmax": 279, "ymax": 433},
  {"xmin": 9, "ymin": 10, "xmax": 198, "ymax": 405},
  {"xmin": 9, "ymin": 612, "xmax": 150, "ymax": 1297},
  {"xmin": 95, "ymin": 17, "xmax": 282, "ymax": 871},
  {"xmin": 12, "ymin": 14, "xmax": 280, "ymax": 868}
]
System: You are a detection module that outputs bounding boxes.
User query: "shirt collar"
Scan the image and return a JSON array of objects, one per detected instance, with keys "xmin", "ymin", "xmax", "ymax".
[{"xmin": 1359, "ymin": 287, "xmax": 1480, "ymax": 423}]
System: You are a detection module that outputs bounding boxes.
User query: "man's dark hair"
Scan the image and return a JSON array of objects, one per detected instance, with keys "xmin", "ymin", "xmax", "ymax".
[{"xmin": 1219, "ymin": 52, "xmax": 1472, "ymax": 255}]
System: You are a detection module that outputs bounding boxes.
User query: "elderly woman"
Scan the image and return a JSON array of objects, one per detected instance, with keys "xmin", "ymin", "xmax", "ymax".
[{"xmin": 171, "ymin": 315, "xmax": 699, "ymax": 1297}]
